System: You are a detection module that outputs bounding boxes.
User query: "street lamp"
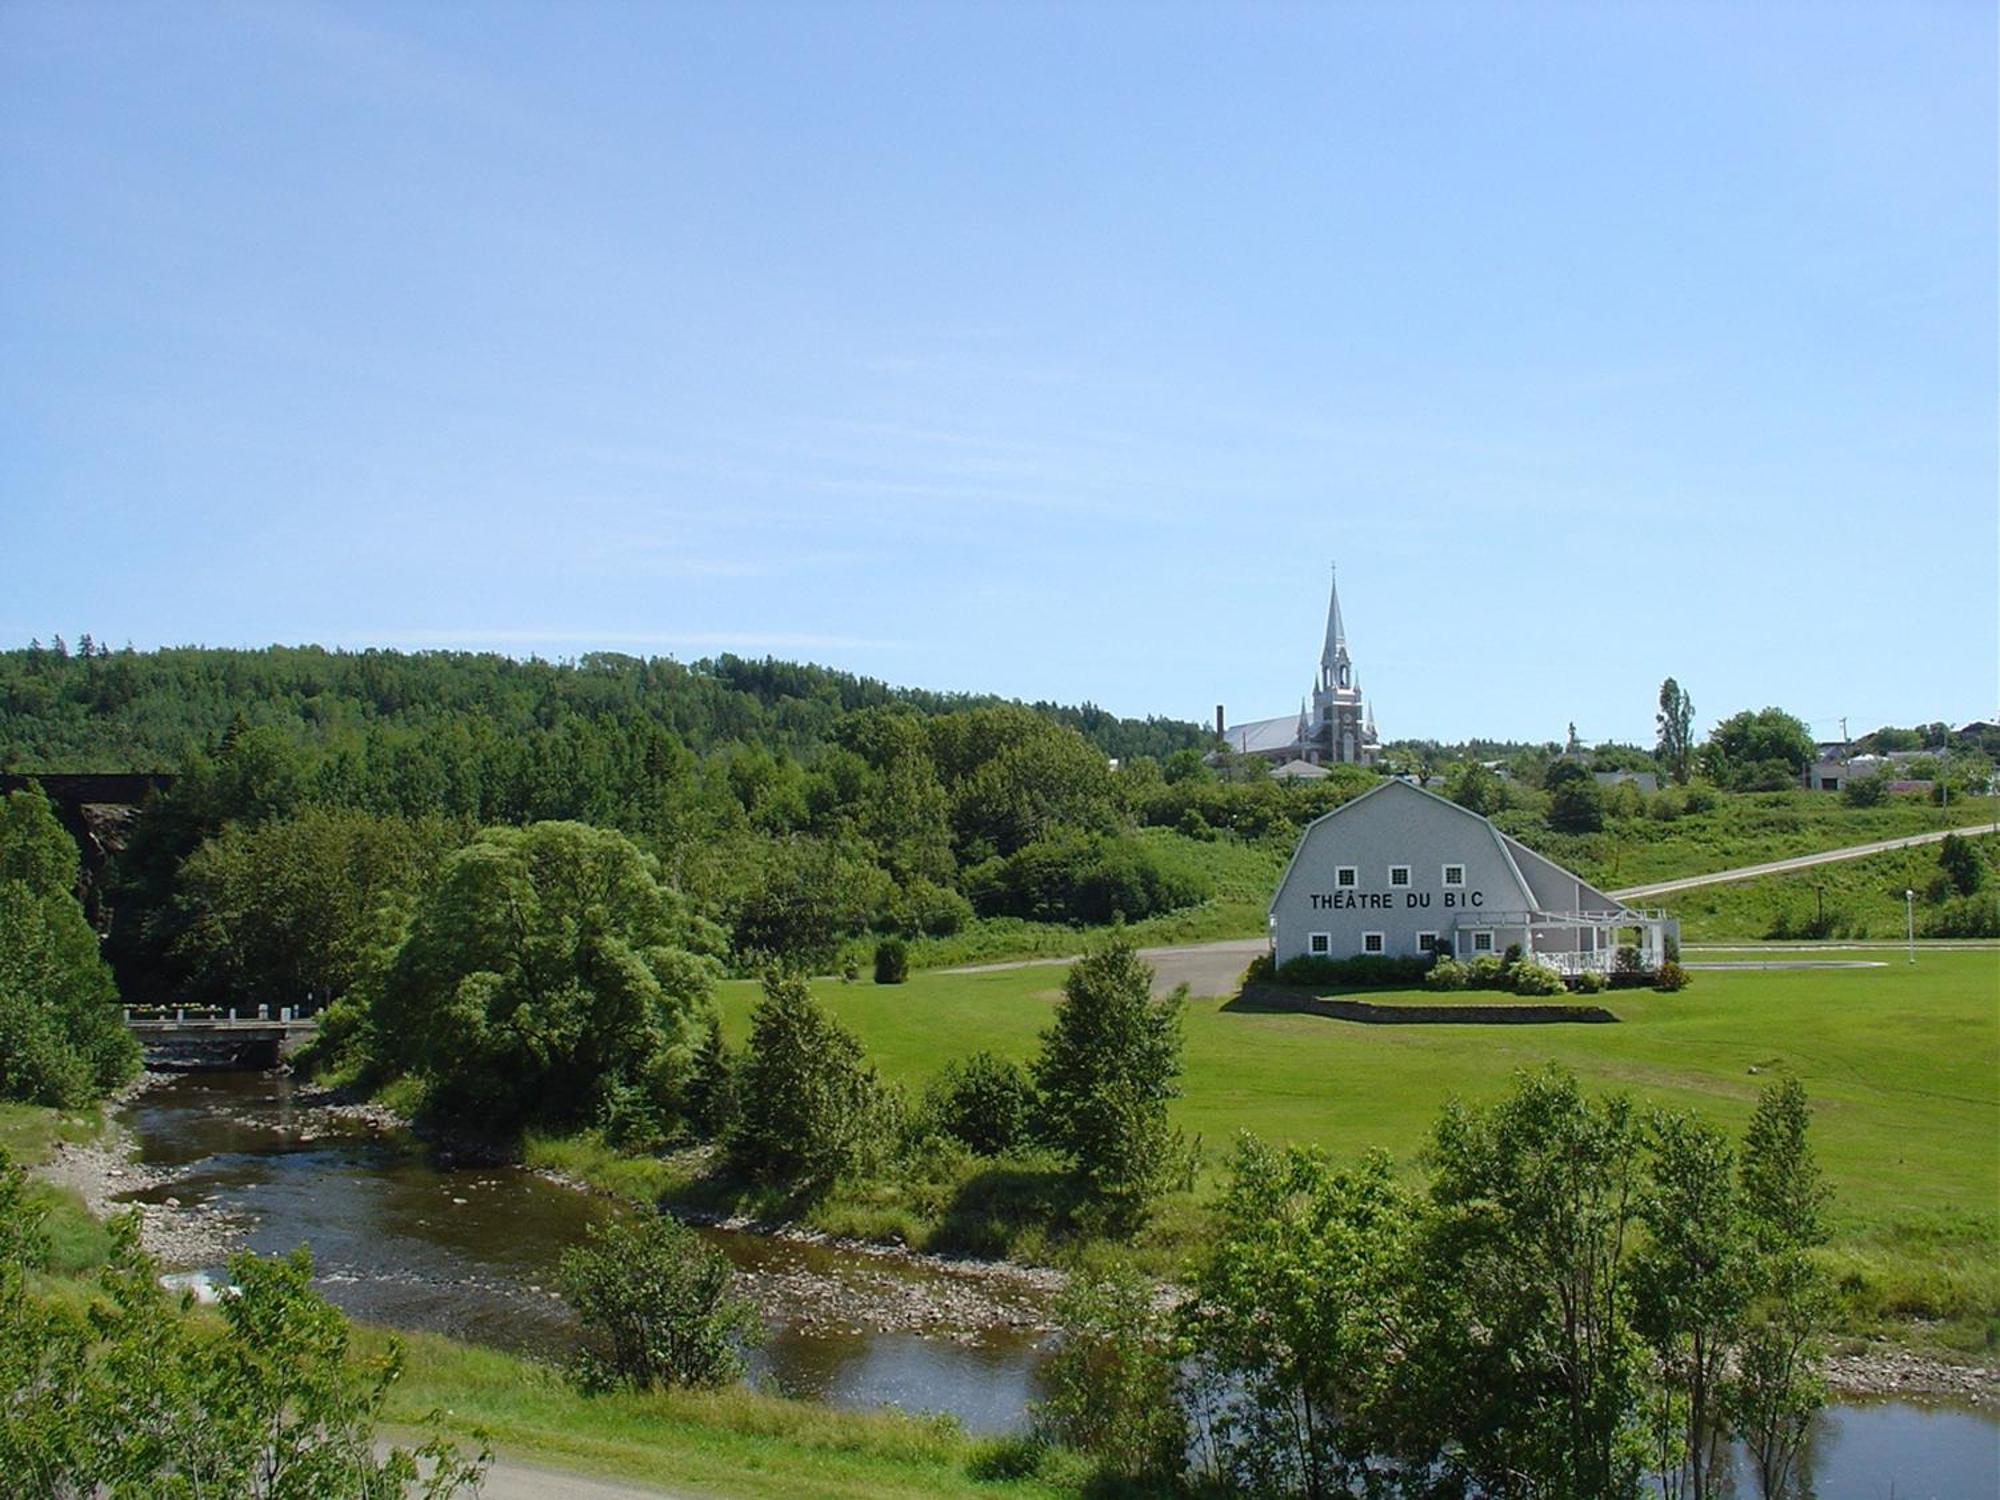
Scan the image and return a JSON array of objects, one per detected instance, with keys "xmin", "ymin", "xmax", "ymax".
[{"xmin": 1905, "ymin": 888, "xmax": 1916, "ymax": 965}]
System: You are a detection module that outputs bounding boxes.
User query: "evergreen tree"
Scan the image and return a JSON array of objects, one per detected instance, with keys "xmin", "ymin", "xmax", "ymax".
[{"xmin": 1031, "ymin": 939, "xmax": 1184, "ymax": 1210}]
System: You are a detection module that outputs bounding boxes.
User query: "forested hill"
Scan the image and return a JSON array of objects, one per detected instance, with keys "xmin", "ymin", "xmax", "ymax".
[{"xmin": 0, "ymin": 642, "xmax": 1207, "ymax": 772}]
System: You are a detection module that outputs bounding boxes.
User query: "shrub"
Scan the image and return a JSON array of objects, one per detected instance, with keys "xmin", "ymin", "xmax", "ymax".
[
  {"xmin": 1466, "ymin": 955, "xmax": 1510, "ymax": 990},
  {"xmin": 925, "ymin": 1051, "xmax": 1035, "ymax": 1157},
  {"xmin": 683, "ymin": 1018, "xmax": 738, "ymax": 1139},
  {"xmin": 1841, "ymin": 775, "xmax": 1890, "ymax": 808},
  {"xmin": 1937, "ymin": 835, "xmax": 1987, "ymax": 898},
  {"xmin": 1921, "ymin": 895, "xmax": 2000, "ymax": 939},
  {"xmin": 1424, "ymin": 957, "xmax": 1470, "ymax": 992},
  {"xmin": 730, "ymin": 971, "xmax": 888, "ymax": 1189},
  {"xmin": 1652, "ymin": 959, "xmax": 1691, "ymax": 992},
  {"xmin": 1240, "ymin": 952, "xmax": 1275, "ymax": 985},
  {"xmin": 557, "ymin": 1213, "xmax": 761, "ymax": 1392},
  {"xmin": 1276, "ymin": 953, "xmax": 1432, "ymax": 989},
  {"xmin": 1511, "ymin": 960, "xmax": 1566, "ymax": 996},
  {"xmin": 1573, "ymin": 968, "xmax": 1608, "ymax": 994},
  {"xmin": 1609, "ymin": 945, "xmax": 1649, "ymax": 987},
  {"xmin": 968, "ymin": 831, "xmax": 1212, "ymax": 926},
  {"xmin": 873, "ymin": 937, "xmax": 910, "ymax": 984},
  {"xmin": 1032, "ymin": 1264, "xmax": 1184, "ymax": 1483}
]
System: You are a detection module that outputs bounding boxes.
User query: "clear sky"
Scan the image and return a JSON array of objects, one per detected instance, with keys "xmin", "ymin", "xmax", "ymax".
[{"xmin": 4, "ymin": 1, "xmax": 1994, "ymax": 746}]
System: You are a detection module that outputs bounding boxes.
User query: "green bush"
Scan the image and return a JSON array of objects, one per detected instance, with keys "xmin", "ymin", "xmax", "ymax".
[
  {"xmin": 873, "ymin": 937, "xmax": 910, "ymax": 984},
  {"xmin": 1510, "ymin": 960, "xmax": 1566, "ymax": 996},
  {"xmin": 1465, "ymin": 955, "xmax": 1509, "ymax": 989},
  {"xmin": 557, "ymin": 1213, "xmax": 762, "ymax": 1392},
  {"xmin": 924, "ymin": 1051, "xmax": 1035, "ymax": 1157},
  {"xmin": 967, "ymin": 830, "xmax": 1213, "ymax": 926},
  {"xmin": 1609, "ymin": 945, "xmax": 1649, "ymax": 988},
  {"xmin": 1921, "ymin": 895, "xmax": 2000, "ymax": 939},
  {"xmin": 1573, "ymin": 968, "xmax": 1608, "ymax": 994},
  {"xmin": 1276, "ymin": 953, "xmax": 1432, "ymax": 989},
  {"xmin": 1424, "ymin": 957, "xmax": 1470, "ymax": 991},
  {"xmin": 1652, "ymin": 959, "xmax": 1691, "ymax": 992}
]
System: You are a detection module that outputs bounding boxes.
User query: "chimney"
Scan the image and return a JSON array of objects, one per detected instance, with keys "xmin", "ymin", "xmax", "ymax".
[{"xmin": 1215, "ymin": 705, "xmax": 1226, "ymax": 739}]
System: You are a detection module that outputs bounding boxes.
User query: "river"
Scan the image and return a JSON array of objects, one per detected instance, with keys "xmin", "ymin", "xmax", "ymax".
[{"xmin": 114, "ymin": 1071, "xmax": 1997, "ymax": 1496}]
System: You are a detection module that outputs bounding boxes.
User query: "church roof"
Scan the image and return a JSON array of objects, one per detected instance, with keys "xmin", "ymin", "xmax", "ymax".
[{"xmin": 1222, "ymin": 714, "xmax": 1301, "ymax": 755}]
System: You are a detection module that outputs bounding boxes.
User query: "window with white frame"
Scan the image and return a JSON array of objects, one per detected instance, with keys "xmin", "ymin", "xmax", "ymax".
[
  {"xmin": 1362, "ymin": 932, "xmax": 1385, "ymax": 954},
  {"xmin": 1309, "ymin": 932, "xmax": 1331, "ymax": 956},
  {"xmin": 1417, "ymin": 931, "xmax": 1438, "ymax": 953},
  {"xmin": 1442, "ymin": 863, "xmax": 1465, "ymax": 887},
  {"xmin": 1388, "ymin": 864, "xmax": 1411, "ymax": 888},
  {"xmin": 1335, "ymin": 865, "xmax": 1358, "ymax": 889},
  {"xmin": 1470, "ymin": 929, "xmax": 1494, "ymax": 953}
]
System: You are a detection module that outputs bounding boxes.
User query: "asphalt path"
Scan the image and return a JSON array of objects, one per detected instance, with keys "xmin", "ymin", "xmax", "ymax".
[
  {"xmin": 946, "ymin": 936, "xmax": 1266, "ymax": 998},
  {"xmin": 1606, "ymin": 823, "xmax": 1999, "ymax": 901}
]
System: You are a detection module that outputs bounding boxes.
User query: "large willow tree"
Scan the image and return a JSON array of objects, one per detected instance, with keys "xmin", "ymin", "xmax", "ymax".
[{"xmin": 366, "ymin": 821, "xmax": 725, "ymax": 1136}]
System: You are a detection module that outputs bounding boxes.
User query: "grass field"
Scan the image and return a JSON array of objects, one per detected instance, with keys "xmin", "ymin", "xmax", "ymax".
[{"xmin": 711, "ymin": 948, "xmax": 2000, "ymax": 1347}]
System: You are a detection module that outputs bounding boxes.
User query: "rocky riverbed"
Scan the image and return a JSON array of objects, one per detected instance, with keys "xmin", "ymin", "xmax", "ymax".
[{"xmin": 34, "ymin": 1070, "xmax": 1998, "ymax": 1406}]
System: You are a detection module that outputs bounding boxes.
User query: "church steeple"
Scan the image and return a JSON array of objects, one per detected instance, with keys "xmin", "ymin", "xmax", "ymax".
[{"xmin": 1319, "ymin": 564, "xmax": 1353, "ymax": 693}]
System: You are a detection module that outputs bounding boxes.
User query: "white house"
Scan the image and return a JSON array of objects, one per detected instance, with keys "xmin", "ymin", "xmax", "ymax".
[{"xmin": 1268, "ymin": 779, "xmax": 1676, "ymax": 974}]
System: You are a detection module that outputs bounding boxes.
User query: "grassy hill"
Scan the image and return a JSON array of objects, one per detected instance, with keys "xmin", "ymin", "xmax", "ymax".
[{"xmin": 1662, "ymin": 832, "xmax": 2000, "ymax": 941}]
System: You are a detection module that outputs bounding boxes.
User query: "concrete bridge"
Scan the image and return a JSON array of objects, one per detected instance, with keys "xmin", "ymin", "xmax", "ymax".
[{"xmin": 122, "ymin": 1006, "xmax": 317, "ymax": 1070}]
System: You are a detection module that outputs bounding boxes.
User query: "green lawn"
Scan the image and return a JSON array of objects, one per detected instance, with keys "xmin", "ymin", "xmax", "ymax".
[
  {"xmin": 715, "ymin": 949, "xmax": 2000, "ymax": 1345},
  {"xmin": 379, "ymin": 1331, "xmax": 1081, "ymax": 1500}
]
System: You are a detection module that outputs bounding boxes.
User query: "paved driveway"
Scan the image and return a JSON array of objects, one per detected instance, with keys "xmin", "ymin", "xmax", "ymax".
[{"xmin": 944, "ymin": 936, "xmax": 1266, "ymax": 998}]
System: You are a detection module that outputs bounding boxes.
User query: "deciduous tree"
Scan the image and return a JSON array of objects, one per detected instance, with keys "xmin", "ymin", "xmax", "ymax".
[{"xmin": 1657, "ymin": 679, "xmax": 1696, "ymax": 785}]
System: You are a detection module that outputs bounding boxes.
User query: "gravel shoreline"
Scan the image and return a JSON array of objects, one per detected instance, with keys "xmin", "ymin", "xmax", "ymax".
[{"xmin": 35, "ymin": 1071, "xmax": 247, "ymax": 1268}]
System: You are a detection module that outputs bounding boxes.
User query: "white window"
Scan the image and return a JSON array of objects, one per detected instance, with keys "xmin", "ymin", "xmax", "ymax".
[
  {"xmin": 1471, "ymin": 930, "xmax": 1495, "ymax": 953},
  {"xmin": 1335, "ymin": 865, "xmax": 1358, "ymax": 889},
  {"xmin": 1417, "ymin": 931, "xmax": 1438, "ymax": 953},
  {"xmin": 1362, "ymin": 932, "xmax": 1385, "ymax": 954},
  {"xmin": 1442, "ymin": 864, "xmax": 1466, "ymax": 888},
  {"xmin": 1309, "ymin": 932, "xmax": 1331, "ymax": 956},
  {"xmin": 1388, "ymin": 865, "xmax": 1411, "ymax": 888}
]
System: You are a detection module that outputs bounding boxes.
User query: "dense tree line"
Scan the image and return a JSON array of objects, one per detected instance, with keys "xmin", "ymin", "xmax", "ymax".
[{"xmin": 0, "ymin": 642, "xmax": 1207, "ymax": 772}]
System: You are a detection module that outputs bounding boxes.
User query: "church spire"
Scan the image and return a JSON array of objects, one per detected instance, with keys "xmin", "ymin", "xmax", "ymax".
[{"xmin": 1320, "ymin": 562, "xmax": 1347, "ymax": 668}]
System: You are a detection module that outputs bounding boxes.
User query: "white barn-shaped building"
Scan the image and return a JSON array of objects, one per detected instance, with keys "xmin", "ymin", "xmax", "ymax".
[{"xmin": 1268, "ymin": 780, "xmax": 1676, "ymax": 974}]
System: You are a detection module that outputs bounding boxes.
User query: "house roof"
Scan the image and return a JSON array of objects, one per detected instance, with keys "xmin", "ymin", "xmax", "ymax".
[
  {"xmin": 1269, "ymin": 758, "xmax": 1330, "ymax": 781},
  {"xmin": 1268, "ymin": 777, "xmax": 1630, "ymax": 920}
]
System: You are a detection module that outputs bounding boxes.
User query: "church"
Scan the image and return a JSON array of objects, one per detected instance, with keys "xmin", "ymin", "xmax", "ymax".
[{"xmin": 1220, "ymin": 567, "xmax": 1380, "ymax": 769}]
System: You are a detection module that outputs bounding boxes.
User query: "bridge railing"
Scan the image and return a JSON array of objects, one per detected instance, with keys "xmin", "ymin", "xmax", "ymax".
[{"xmin": 122, "ymin": 1003, "xmax": 311, "ymax": 1024}]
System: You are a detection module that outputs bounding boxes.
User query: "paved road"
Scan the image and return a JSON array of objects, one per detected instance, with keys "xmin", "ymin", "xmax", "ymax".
[
  {"xmin": 946, "ymin": 937, "xmax": 1266, "ymax": 998},
  {"xmin": 1607, "ymin": 824, "xmax": 1999, "ymax": 902}
]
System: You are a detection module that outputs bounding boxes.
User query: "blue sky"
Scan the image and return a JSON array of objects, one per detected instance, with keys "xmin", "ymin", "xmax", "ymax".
[{"xmin": 4, "ymin": 1, "xmax": 1993, "ymax": 745}]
